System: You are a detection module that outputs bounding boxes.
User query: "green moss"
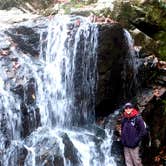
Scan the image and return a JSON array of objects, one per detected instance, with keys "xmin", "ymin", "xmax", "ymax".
[
  {"xmin": 158, "ymin": 46, "xmax": 166, "ymax": 61},
  {"xmin": 153, "ymin": 31, "xmax": 166, "ymax": 60},
  {"xmin": 0, "ymin": 0, "xmax": 22, "ymax": 9},
  {"xmin": 142, "ymin": 0, "xmax": 166, "ymax": 32},
  {"xmin": 162, "ymin": 100, "xmax": 166, "ymax": 115},
  {"xmin": 0, "ymin": 0, "xmax": 53, "ymax": 10},
  {"xmin": 138, "ymin": 1, "xmax": 166, "ymax": 60}
]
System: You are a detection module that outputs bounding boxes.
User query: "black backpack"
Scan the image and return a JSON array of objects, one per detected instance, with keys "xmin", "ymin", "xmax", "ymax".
[{"xmin": 132, "ymin": 115, "xmax": 151, "ymax": 147}]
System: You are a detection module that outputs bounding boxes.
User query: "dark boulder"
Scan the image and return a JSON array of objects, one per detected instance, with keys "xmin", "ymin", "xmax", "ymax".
[
  {"xmin": 62, "ymin": 133, "xmax": 82, "ymax": 166},
  {"xmin": 5, "ymin": 26, "xmax": 40, "ymax": 57},
  {"xmin": 96, "ymin": 23, "xmax": 129, "ymax": 116}
]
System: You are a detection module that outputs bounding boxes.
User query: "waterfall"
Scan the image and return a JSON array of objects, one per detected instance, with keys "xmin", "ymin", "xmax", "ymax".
[
  {"xmin": 38, "ymin": 15, "xmax": 98, "ymax": 127},
  {"xmin": 0, "ymin": 15, "xmax": 116, "ymax": 166},
  {"xmin": 122, "ymin": 29, "xmax": 141, "ymax": 98}
]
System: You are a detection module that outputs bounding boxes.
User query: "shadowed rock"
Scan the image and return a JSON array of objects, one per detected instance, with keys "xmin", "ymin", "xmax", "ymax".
[
  {"xmin": 62, "ymin": 133, "xmax": 82, "ymax": 166},
  {"xmin": 5, "ymin": 26, "xmax": 40, "ymax": 56},
  {"xmin": 96, "ymin": 23, "xmax": 129, "ymax": 116}
]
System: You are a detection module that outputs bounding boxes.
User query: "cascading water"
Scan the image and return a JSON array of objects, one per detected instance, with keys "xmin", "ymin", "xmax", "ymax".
[
  {"xmin": 122, "ymin": 29, "xmax": 141, "ymax": 98},
  {"xmin": 38, "ymin": 15, "xmax": 98, "ymax": 127},
  {"xmin": 0, "ymin": 15, "xmax": 116, "ymax": 166}
]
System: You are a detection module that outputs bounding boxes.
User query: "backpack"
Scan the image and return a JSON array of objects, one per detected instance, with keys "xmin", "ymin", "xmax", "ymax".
[{"xmin": 132, "ymin": 115, "xmax": 151, "ymax": 147}]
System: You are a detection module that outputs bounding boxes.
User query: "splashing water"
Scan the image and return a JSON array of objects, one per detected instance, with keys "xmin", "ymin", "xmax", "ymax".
[{"xmin": 0, "ymin": 15, "xmax": 116, "ymax": 166}]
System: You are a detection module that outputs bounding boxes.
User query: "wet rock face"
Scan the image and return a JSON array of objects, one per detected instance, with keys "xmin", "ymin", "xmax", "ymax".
[
  {"xmin": 25, "ymin": 78, "xmax": 37, "ymax": 105},
  {"xmin": 62, "ymin": 133, "xmax": 82, "ymax": 165},
  {"xmin": 20, "ymin": 103, "xmax": 41, "ymax": 138},
  {"xmin": 6, "ymin": 146, "xmax": 28, "ymax": 166},
  {"xmin": 24, "ymin": 133, "xmax": 81, "ymax": 166},
  {"xmin": 6, "ymin": 26, "xmax": 40, "ymax": 57},
  {"xmin": 0, "ymin": 20, "xmax": 45, "ymax": 140},
  {"xmin": 34, "ymin": 137, "xmax": 65, "ymax": 166},
  {"xmin": 16, "ymin": 147, "xmax": 28, "ymax": 166},
  {"xmin": 96, "ymin": 23, "xmax": 129, "ymax": 116},
  {"xmin": 11, "ymin": 77, "xmax": 41, "ymax": 138}
]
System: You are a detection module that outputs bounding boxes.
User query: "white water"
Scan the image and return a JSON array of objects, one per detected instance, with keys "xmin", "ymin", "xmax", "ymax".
[
  {"xmin": 38, "ymin": 15, "xmax": 99, "ymax": 127},
  {"xmin": 0, "ymin": 15, "xmax": 116, "ymax": 166},
  {"xmin": 122, "ymin": 29, "xmax": 141, "ymax": 96}
]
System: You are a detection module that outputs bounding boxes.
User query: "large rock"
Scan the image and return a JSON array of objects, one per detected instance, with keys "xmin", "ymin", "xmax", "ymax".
[{"xmin": 96, "ymin": 23, "xmax": 129, "ymax": 116}]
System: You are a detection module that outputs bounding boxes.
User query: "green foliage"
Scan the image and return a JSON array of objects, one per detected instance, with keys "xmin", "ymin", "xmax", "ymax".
[
  {"xmin": 84, "ymin": 0, "xmax": 97, "ymax": 5},
  {"xmin": 61, "ymin": 4, "xmax": 71, "ymax": 14},
  {"xmin": 70, "ymin": 0, "xmax": 96, "ymax": 6},
  {"xmin": 0, "ymin": 0, "xmax": 22, "ymax": 9},
  {"xmin": 144, "ymin": 1, "xmax": 166, "ymax": 31},
  {"xmin": 140, "ymin": 0, "xmax": 166, "ymax": 60},
  {"xmin": 94, "ymin": 7, "xmax": 112, "ymax": 18},
  {"xmin": 26, "ymin": 0, "xmax": 53, "ymax": 9},
  {"xmin": 70, "ymin": 1, "xmax": 85, "ymax": 8},
  {"xmin": 154, "ymin": 31, "xmax": 166, "ymax": 60},
  {"xmin": 0, "ymin": 0, "xmax": 53, "ymax": 10},
  {"xmin": 158, "ymin": 46, "xmax": 166, "ymax": 61},
  {"xmin": 162, "ymin": 100, "xmax": 166, "ymax": 115},
  {"xmin": 111, "ymin": 1, "xmax": 141, "ymax": 28}
]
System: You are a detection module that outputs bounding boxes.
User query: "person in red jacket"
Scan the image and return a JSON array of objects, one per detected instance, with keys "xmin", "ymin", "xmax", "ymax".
[{"xmin": 121, "ymin": 102, "xmax": 146, "ymax": 166}]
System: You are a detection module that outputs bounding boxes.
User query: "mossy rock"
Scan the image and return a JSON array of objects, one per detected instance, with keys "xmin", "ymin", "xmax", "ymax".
[{"xmin": 140, "ymin": 1, "xmax": 166, "ymax": 60}]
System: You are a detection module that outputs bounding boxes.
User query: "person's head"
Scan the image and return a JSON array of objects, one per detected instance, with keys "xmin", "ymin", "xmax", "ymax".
[{"xmin": 123, "ymin": 102, "xmax": 134, "ymax": 114}]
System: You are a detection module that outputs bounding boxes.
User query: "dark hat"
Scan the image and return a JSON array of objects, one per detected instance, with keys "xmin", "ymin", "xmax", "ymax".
[{"xmin": 124, "ymin": 102, "xmax": 133, "ymax": 109}]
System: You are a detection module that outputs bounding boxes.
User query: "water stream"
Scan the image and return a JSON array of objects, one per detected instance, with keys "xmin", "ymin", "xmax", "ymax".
[
  {"xmin": 122, "ymin": 29, "xmax": 141, "ymax": 98},
  {"xmin": 0, "ymin": 15, "xmax": 116, "ymax": 166}
]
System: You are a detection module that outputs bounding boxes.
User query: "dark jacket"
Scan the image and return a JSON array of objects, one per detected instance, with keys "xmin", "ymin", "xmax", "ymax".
[{"xmin": 121, "ymin": 109, "xmax": 146, "ymax": 148}]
